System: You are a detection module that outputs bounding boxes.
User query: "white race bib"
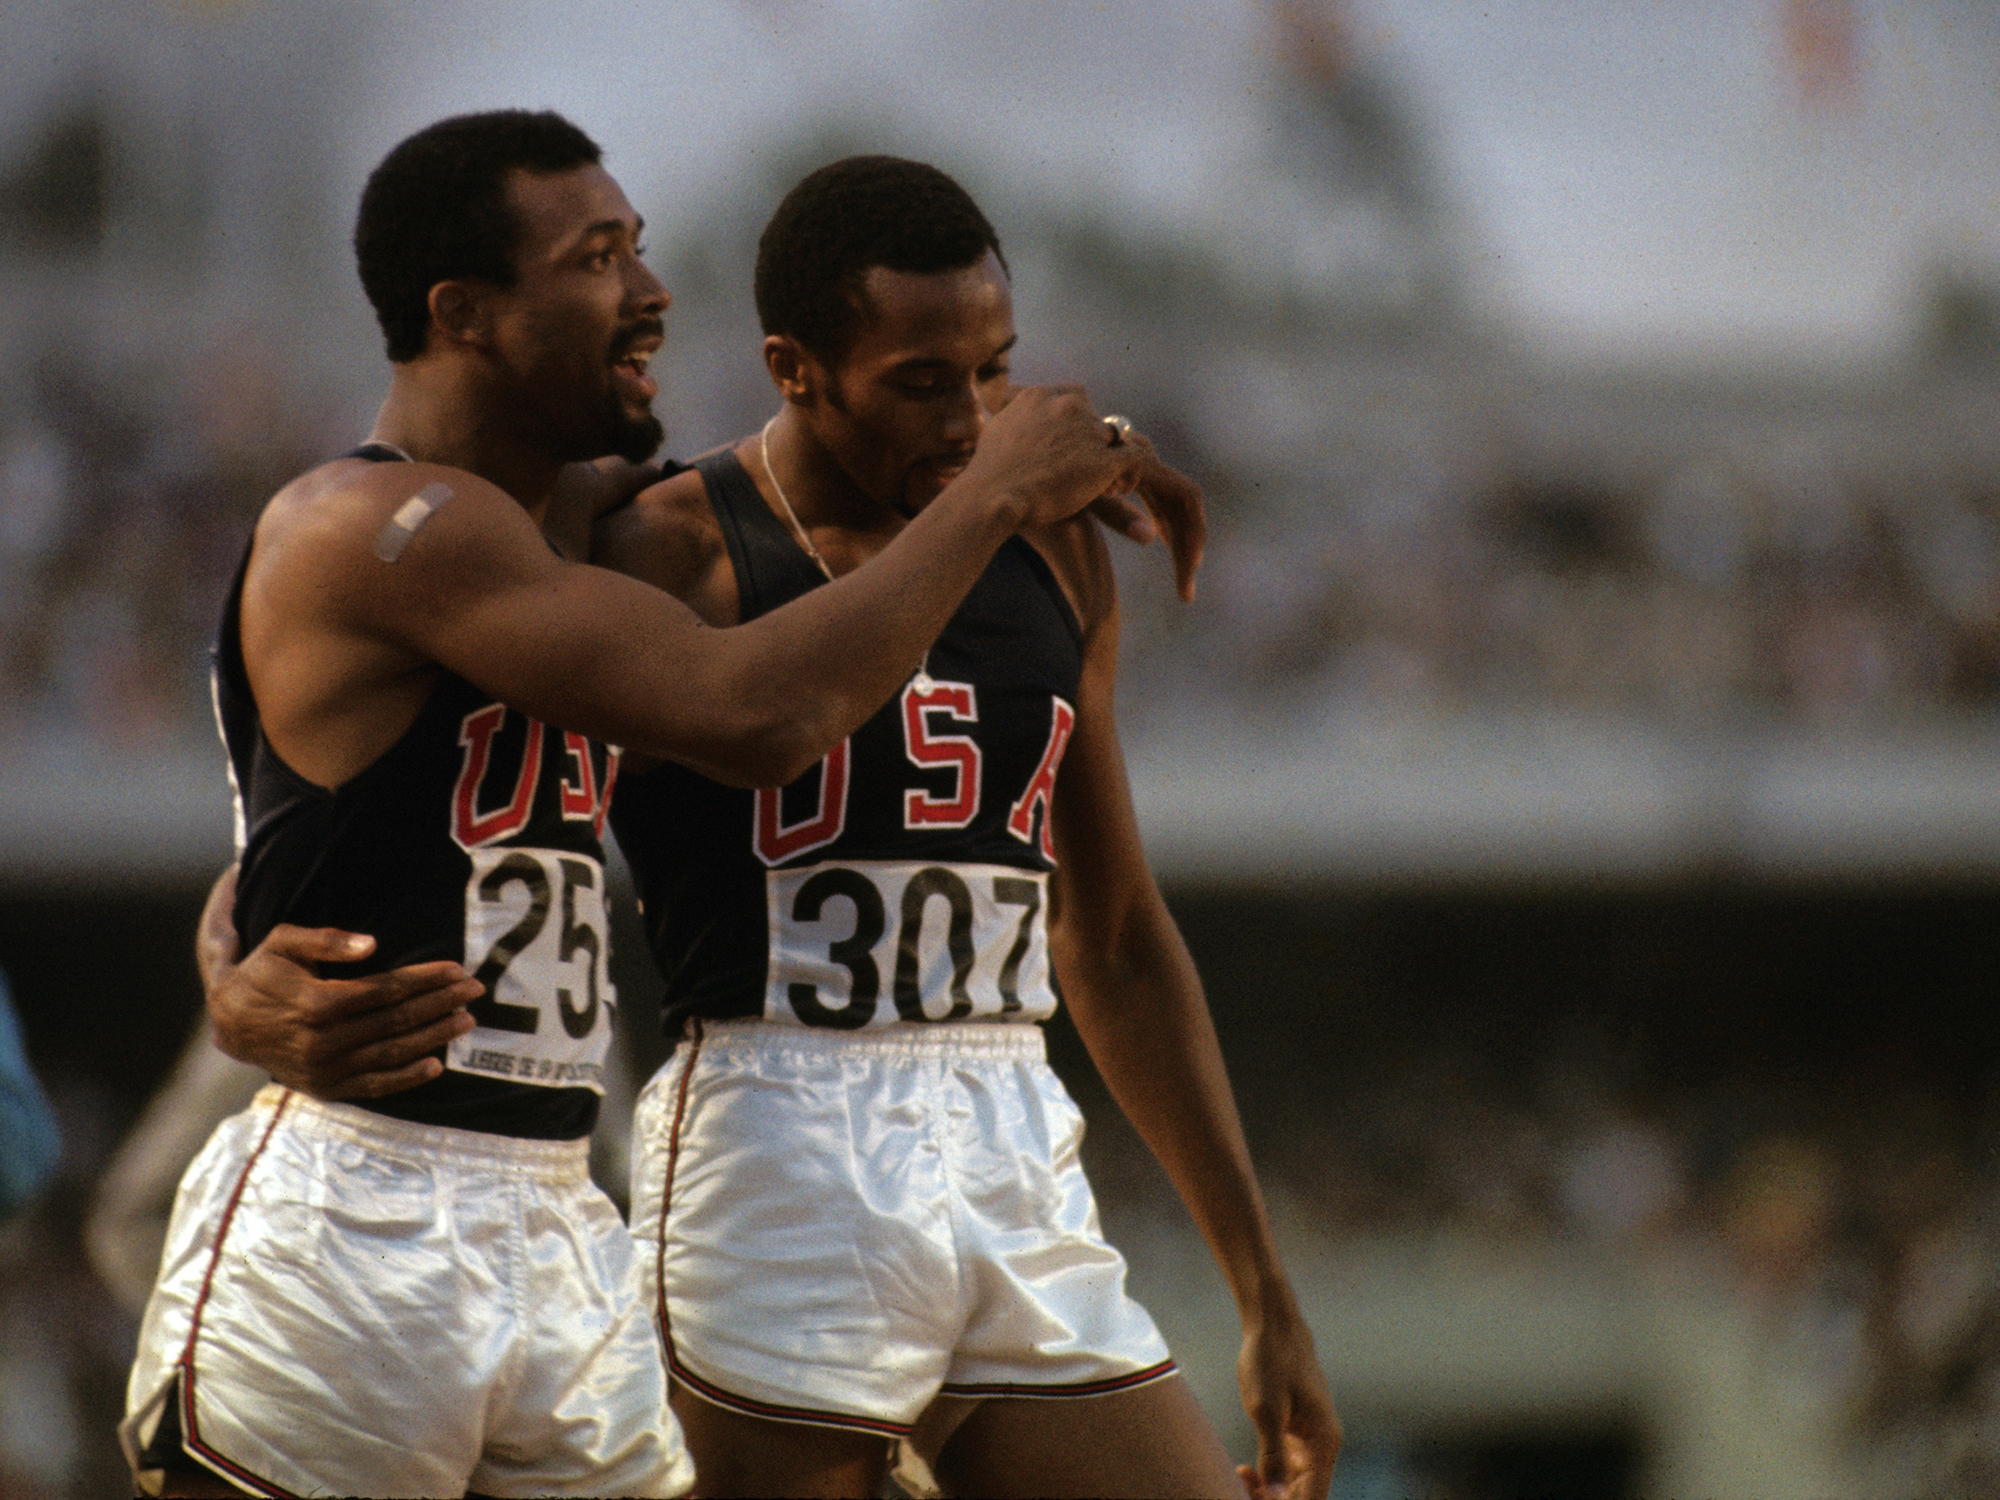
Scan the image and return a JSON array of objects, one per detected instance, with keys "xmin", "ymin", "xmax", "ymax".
[
  {"xmin": 449, "ymin": 847, "xmax": 616, "ymax": 1090},
  {"xmin": 766, "ymin": 860, "xmax": 1055, "ymax": 1028}
]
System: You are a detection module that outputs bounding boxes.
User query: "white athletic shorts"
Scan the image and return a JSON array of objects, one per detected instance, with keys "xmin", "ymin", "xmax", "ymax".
[
  {"xmin": 121, "ymin": 1085, "xmax": 692, "ymax": 1499},
  {"xmin": 630, "ymin": 1020, "xmax": 1174, "ymax": 1437}
]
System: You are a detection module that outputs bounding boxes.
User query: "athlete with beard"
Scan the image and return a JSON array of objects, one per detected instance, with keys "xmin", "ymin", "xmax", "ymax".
[
  {"xmin": 606, "ymin": 159, "xmax": 1338, "ymax": 1500},
  {"xmin": 121, "ymin": 114, "xmax": 1159, "ymax": 1500}
]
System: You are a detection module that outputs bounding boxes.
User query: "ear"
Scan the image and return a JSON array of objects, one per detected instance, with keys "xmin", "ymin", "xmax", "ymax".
[
  {"xmin": 428, "ymin": 279, "xmax": 495, "ymax": 350},
  {"xmin": 763, "ymin": 335, "xmax": 822, "ymax": 407}
]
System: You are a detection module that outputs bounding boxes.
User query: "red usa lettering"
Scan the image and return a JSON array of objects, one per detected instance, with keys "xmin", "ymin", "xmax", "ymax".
[
  {"xmin": 764, "ymin": 859, "xmax": 1054, "ymax": 1029},
  {"xmin": 1006, "ymin": 697, "xmax": 1075, "ymax": 862},
  {"xmin": 559, "ymin": 732, "xmax": 620, "ymax": 837},
  {"xmin": 452, "ymin": 704, "xmax": 544, "ymax": 850},
  {"xmin": 902, "ymin": 680, "xmax": 980, "ymax": 830},
  {"xmin": 753, "ymin": 739, "xmax": 850, "ymax": 866}
]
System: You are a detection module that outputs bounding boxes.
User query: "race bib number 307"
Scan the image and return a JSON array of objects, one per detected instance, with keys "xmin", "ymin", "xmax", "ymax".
[
  {"xmin": 449, "ymin": 847, "xmax": 616, "ymax": 1090},
  {"xmin": 766, "ymin": 860, "xmax": 1056, "ymax": 1029}
]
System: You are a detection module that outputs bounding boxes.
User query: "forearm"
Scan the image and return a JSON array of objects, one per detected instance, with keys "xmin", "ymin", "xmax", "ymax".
[
  {"xmin": 725, "ymin": 477, "xmax": 1024, "ymax": 777},
  {"xmin": 435, "ymin": 484, "xmax": 1012, "ymax": 786},
  {"xmin": 622, "ymin": 471, "xmax": 1027, "ymax": 785},
  {"xmin": 1059, "ymin": 904, "xmax": 1298, "ymax": 1327},
  {"xmin": 195, "ymin": 864, "xmax": 241, "ymax": 998}
]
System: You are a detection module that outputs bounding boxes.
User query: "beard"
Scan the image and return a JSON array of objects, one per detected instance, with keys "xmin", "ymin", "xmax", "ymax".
[{"xmin": 603, "ymin": 402, "xmax": 665, "ymax": 463}]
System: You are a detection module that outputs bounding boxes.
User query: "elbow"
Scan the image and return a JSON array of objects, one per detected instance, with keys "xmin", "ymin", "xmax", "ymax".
[{"xmin": 697, "ymin": 710, "xmax": 832, "ymax": 790}]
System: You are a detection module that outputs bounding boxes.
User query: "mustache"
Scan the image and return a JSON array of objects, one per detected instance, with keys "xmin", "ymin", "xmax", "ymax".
[{"xmin": 609, "ymin": 319, "xmax": 664, "ymax": 358}]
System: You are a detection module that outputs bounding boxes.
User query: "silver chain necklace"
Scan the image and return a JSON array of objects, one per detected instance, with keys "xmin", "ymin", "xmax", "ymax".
[
  {"xmin": 759, "ymin": 416, "xmax": 933, "ymax": 692},
  {"xmin": 760, "ymin": 417, "xmax": 834, "ymax": 582}
]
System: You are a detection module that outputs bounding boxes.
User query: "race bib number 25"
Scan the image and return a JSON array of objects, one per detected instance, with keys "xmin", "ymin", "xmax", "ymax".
[
  {"xmin": 449, "ymin": 847, "xmax": 616, "ymax": 1090},
  {"xmin": 766, "ymin": 860, "xmax": 1056, "ymax": 1029}
]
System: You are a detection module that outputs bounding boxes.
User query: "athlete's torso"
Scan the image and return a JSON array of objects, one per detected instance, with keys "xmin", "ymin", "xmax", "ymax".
[
  {"xmin": 611, "ymin": 448, "xmax": 1084, "ymax": 1035},
  {"xmin": 216, "ymin": 443, "xmax": 619, "ymax": 1139}
]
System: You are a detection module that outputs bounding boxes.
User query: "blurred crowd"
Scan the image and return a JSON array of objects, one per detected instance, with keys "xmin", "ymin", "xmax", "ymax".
[
  {"xmin": 1253, "ymin": 1029, "xmax": 2000, "ymax": 1497},
  {"xmin": 5, "ymin": 340, "xmax": 2000, "ymax": 751},
  {"xmin": 0, "ymin": 343, "xmax": 339, "ymax": 750},
  {"xmin": 1109, "ymin": 376, "xmax": 2000, "ymax": 739}
]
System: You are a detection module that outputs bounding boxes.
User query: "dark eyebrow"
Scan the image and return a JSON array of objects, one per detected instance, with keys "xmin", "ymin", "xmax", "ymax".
[
  {"xmin": 891, "ymin": 336, "xmax": 1018, "ymax": 373},
  {"xmin": 577, "ymin": 215, "xmax": 642, "ymax": 245}
]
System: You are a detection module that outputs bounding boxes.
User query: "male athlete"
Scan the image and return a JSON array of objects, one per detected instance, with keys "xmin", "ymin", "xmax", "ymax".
[
  {"xmin": 124, "ymin": 112, "xmax": 1159, "ymax": 1499},
  {"xmin": 204, "ymin": 156, "xmax": 1333, "ymax": 1499},
  {"xmin": 607, "ymin": 157, "xmax": 1339, "ymax": 1500}
]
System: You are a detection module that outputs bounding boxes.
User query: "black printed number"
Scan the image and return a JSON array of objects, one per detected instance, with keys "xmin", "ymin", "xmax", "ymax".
[
  {"xmin": 469, "ymin": 854, "xmax": 605, "ymax": 1037},
  {"xmin": 788, "ymin": 868, "xmax": 886, "ymax": 1030},
  {"xmin": 556, "ymin": 857, "xmax": 600, "ymax": 1038},
  {"xmin": 991, "ymin": 877, "xmax": 1041, "ymax": 1014},
  {"xmin": 469, "ymin": 853, "xmax": 548, "ymax": 1033},
  {"xmin": 894, "ymin": 868, "xmax": 976, "ymax": 1022}
]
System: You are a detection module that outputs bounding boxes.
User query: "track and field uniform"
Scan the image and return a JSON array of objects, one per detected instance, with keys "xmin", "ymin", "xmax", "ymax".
[
  {"xmin": 623, "ymin": 450, "xmax": 1173, "ymax": 1438},
  {"xmin": 122, "ymin": 445, "xmax": 690, "ymax": 1499}
]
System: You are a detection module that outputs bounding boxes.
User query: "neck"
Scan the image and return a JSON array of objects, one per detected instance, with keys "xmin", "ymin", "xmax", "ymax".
[
  {"xmin": 370, "ymin": 359, "xmax": 566, "ymax": 519},
  {"xmin": 763, "ymin": 405, "xmax": 905, "ymax": 537}
]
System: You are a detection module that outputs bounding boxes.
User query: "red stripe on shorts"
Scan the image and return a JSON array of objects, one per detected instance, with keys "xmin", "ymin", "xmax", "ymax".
[
  {"xmin": 940, "ymin": 1357, "xmax": 1180, "ymax": 1400},
  {"xmin": 666, "ymin": 1350, "xmax": 914, "ymax": 1438},
  {"xmin": 654, "ymin": 1021, "xmax": 704, "ymax": 1356},
  {"xmin": 650, "ymin": 1022, "xmax": 914, "ymax": 1439},
  {"xmin": 174, "ymin": 1089, "xmax": 300, "ymax": 1499}
]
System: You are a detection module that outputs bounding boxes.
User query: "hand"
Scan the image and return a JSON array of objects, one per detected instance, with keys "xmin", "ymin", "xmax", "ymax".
[
  {"xmin": 546, "ymin": 455, "xmax": 662, "ymax": 560},
  {"xmin": 964, "ymin": 385, "xmax": 1150, "ymax": 531},
  {"xmin": 208, "ymin": 924, "xmax": 483, "ymax": 1101},
  {"xmin": 1085, "ymin": 429, "xmax": 1206, "ymax": 602},
  {"xmin": 1236, "ymin": 1309, "xmax": 1341, "ymax": 1500}
]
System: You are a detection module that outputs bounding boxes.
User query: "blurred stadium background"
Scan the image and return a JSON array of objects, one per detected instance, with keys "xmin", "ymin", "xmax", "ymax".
[{"xmin": 4, "ymin": 1, "xmax": 2000, "ymax": 1495}]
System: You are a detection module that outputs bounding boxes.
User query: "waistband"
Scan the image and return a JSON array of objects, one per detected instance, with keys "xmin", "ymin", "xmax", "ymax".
[
  {"xmin": 689, "ymin": 1018, "xmax": 1047, "ymax": 1063},
  {"xmin": 247, "ymin": 1084, "xmax": 591, "ymax": 1180}
]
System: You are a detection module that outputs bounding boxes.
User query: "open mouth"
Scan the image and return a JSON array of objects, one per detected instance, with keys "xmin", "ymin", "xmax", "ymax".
[{"xmin": 611, "ymin": 331, "xmax": 661, "ymax": 403}]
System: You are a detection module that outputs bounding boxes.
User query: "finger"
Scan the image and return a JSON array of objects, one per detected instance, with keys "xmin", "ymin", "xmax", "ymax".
[
  {"xmin": 1295, "ymin": 1413, "xmax": 1341, "ymax": 1500},
  {"xmin": 319, "ymin": 1053, "xmax": 448, "ymax": 1102},
  {"xmin": 1140, "ymin": 464, "xmax": 1207, "ymax": 602},
  {"xmin": 1255, "ymin": 1413, "xmax": 1287, "ymax": 1499},
  {"xmin": 1086, "ymin": 491, "xmax": 1159, "ymax": 545},
  {"xmin": 259, "ymin": 923, "xmax": 379, "ymax": 966},
  {"xmin": 280, "ymin": 961, "xmax": 473, "ymax": 1024},
  {"xmin": 1233, "ymin": 1458, "xmax": 1291, "ymax": 1500},
  {"xmin": 330, "ymin": 1008, "xmax": 477, "ymax": 1081},
  {"xmin": 322, "ymin": 975, "xmax": 484, "ymax": 1050}
]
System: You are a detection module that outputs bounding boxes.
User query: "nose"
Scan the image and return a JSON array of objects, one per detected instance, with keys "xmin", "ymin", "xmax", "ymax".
[
  {"xmin": 627, "ymin": 253, "xmax": 671, "ymax": 316},
  {"xmin": 940, "ymin": 376, "xmax": 989, "ymax": 446}
]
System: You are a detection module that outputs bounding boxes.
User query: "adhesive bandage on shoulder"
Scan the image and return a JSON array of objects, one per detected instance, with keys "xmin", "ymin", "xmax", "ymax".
[{"xmin": 374, "ymin": 481, "xmax": 457, "ymax": 562}]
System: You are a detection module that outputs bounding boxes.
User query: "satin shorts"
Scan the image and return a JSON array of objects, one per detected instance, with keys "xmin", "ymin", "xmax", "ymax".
[
  {"xmin": 122, "ymin": 1086, "xmax": 692, "ymax": 1499},
  {"xmin": 630, "ymin": 1020, "xmax": 1174, "ymax": 1436}
]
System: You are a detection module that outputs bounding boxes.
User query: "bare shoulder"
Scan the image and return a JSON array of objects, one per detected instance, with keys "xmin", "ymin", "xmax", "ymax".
[
  {"xmin": 1021, "ymin": 512, "xmax": 1117, "ymax": 641},
  {"xmin": 244, "ymin": 456, "xmax": 548, "ymax": 645},
  {"xmin": 595, "ymin": 463, "xmax": 740, "ymax": 625},
  {"xmin": 255, "ymin": 456, "xmax": 518, "ymax": 563}
]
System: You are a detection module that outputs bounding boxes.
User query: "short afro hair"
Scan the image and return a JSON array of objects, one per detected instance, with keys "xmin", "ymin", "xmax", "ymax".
[
  {"xmin": 354, "ymin": 110, "xmax": 603, "ymax": 363},
  {"xmin": 754, "ymin": 155, "xmax": 1005, "ymax": 364}
]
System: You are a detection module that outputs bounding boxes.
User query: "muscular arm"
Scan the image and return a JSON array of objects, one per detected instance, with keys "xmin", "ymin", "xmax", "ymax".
[
  {"xmin": 1040, "ymin": 522, "xmax": 1340, "ymax": 1500},
  {"xmin": 257, "ymin": 386, "xmax": 1134, "ymax": 790}
]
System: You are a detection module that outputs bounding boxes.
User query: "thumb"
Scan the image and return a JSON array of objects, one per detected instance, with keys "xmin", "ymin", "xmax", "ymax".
[
  {"xmin": 264, "ymin": 924, "xmax": 377, "ymax": 965},
  {"xmin": 1254, "ymin": 1397, "xmax": 1292, "ymax": 1498}
]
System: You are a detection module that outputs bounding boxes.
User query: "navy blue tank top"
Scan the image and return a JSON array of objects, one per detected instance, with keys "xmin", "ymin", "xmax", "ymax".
[
  {"xmin": 215, "ymin": 443, "xmax": 619, "ymax": 1139},
  {"xmin": 610, "ymin": 448, "xmax": 1084, "ymax": 1034}
]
